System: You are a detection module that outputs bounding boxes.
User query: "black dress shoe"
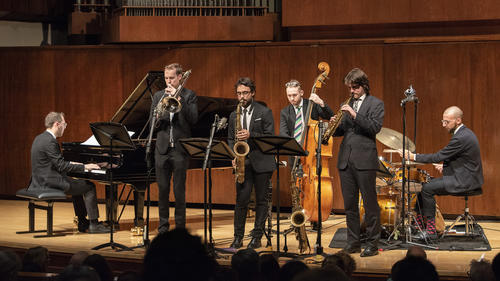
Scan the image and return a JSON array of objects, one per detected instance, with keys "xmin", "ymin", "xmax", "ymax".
[
  {"xmin": 342, "ymin": 244, "xmax": 361, "ymax": 254},
  {"xmin": 247, "ymin": 237, "xmax": 262, "ymax": 249},
  {"xmin": 230, "ymin": 237, "xmax": 243, "ymax": 249},
  {"xmin": 88, "ymin": 223, "xmax": 111, "ymax": 234},
  {"xmin": 78, "ymin": 218, "xmax": 90, "ymax": 233},
  {"xmin": 360, "ymin": 246, "xmax": 379, "ymax": 257},
  {"xmin": 414, "ymin": 231, "xmax": 438, "ymax": 240}
]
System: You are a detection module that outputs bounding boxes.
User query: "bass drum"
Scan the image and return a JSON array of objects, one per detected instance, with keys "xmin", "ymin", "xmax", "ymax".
[
  {"xmin": 359, "ymin": 190, "xmax": 401, "ymax": 237},
  {"xmin": 360, "ymin": 191, "xmax": 445, "ymax": 236}
]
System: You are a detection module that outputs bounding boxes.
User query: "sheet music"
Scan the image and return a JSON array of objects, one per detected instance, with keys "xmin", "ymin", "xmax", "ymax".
[{"xmin": 81, "ymin": 131, "xmax": 135, "ymax": 146}]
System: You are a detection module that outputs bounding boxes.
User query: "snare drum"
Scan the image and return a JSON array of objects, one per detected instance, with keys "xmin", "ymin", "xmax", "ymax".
[{"xmin": 393, "ymin": 168, "xmax": 429, "ymax": 193}]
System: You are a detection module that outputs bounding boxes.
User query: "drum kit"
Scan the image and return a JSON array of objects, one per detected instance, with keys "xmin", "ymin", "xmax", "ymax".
[{"xmin": 359, "ymin": 127, "xmax": 442, "ymax": 239}]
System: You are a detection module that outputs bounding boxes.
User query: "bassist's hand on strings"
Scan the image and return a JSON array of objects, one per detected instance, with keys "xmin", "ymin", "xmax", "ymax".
[{"xmin": 309, "ymin": 93, "xmax": 325, "ymax": 107}]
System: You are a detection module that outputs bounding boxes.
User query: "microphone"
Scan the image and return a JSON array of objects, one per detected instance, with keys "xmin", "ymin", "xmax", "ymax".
[
  {"xmin": 401, "ymin": 85, "xmax": 418, "ymax": 106},
  {"xmin": 216, "ymin": 116, "xmax": 228, "ymax": 131}
]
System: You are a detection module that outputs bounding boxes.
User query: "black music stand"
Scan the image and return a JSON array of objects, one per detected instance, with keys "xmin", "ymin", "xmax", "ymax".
[
  {"xmin": 253, "ymin": 136, "xmax": 307, "ymax": 256},
  {"xmin": 179, "ymin": 137, "xmax": 235, "ymax": 256},
  {"xmin": 90, "ymin": 122, "xmax": 135, "ymax": 251}
]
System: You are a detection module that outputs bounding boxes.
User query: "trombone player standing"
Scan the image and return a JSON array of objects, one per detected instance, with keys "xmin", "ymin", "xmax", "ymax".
[
  {"xmin": 150, "ymin": 63, "xmax": 198, "ymax": 233},
  {"xmin": 228, "ymin": 77, "xmax": 275, "ymax": 249}
]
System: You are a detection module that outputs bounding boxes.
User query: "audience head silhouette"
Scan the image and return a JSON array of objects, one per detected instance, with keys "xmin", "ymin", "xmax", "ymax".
[
  {"xmin": 231, "ymin": 249, "xmax": 259, "ymax": 281},
  {"xmin": 83, "ymin": 254, "xmax": 113, "ymax": 281},
  {"xmin": 322, "ymin": 251, "xmax": 356, "ymax": 277},
  {"xmin": 0, "ymin": 250, "xmax": 21, "ymax": 281},
  {"xmin": 143, "ymin": 228, "xmax": 216, "ymax": 281},
  {"xmin": 58, "ymin": 265, "xmax": 100, "ymax": 281},
  {"xmin": 469, "ymin": 259, "xmax": 495, "ymax": 281},
  {"xmin": 278, "ymin": 260, "xmax": 309, "ymax": 281},
  {"xmin": 391, "ymin": 256, "xmax": 438, "ymax": 281},
  {"xmin": 22, "ymin": 246, "xmax": 49, "ymax": 273},
  {"xmin": 292, "ymin": 267, "xmax": 349, "ymax": 281}
]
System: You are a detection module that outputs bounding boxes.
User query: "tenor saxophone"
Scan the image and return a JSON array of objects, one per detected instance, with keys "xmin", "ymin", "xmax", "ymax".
[
  {"xmin": 289, "ymin": 158, "xmax": 311, "ymax": 254},
  {"xmin": 321, "ymin": 94, "xmax": 353, "ymax": 144},
  {"xmin": 234, "ymin": 100, "xmax": 250, "ymax": 184}
]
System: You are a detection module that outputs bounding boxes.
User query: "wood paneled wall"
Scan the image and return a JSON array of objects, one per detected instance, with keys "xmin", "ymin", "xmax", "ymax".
[
  {"xmin": 282, "ymin": 0, "xmax": 500, "ymax": 40},
  {"xmin": 1, "ymin": 39, "xmax": 499, "ymax": 216},
  {"xmin": 283, "ymin": 0, "xmax": 500, "ymax": 26}
]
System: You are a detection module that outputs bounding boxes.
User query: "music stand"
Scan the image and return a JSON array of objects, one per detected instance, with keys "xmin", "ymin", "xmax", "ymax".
[
  {"xmin": 253, "ymin": 136, "xmax": 307, "ymax": 256},
  {"xmin": 90, "ymin": 122, "xmax": 135, "ymax": 251},
  {"xmin": 179, "ymin": 137, "xmax": 235, "ymax": 255}
]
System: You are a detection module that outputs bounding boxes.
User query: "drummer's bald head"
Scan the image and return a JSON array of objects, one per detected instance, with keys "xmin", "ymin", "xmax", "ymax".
[{"xmin": 443, "ymin": 106, "xmax": 463, "ymax": 119}]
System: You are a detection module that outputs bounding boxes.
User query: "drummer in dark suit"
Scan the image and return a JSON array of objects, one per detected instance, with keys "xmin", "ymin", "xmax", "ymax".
[
  {"xmin": 329, "ymin": 68, "xmax": 384, "ymax": 257},
  {"xmin": 399, "ymin": 106, "xmax": 483, "ymax": 240}
]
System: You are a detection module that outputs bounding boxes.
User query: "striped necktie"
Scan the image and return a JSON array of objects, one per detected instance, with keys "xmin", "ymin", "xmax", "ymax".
[
  {"xmin": 293, "ymin": 106, "xmax": 303, "ymax": 142},
  {"xmin": 353, "ymin": 98, "xmax": 360, "ymax": 113}
]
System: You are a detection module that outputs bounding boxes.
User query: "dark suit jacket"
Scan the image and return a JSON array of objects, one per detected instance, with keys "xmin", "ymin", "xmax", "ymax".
[
  {"xmin": 333, "ymin": 95, "xmax": 384, "ymax": 170},
  {"xmin": 279, "ymin": 99, "xmax": 334, "ymax": 137},
  {"xmin": 29, "ymin": 131, "xmax": 84, "ymax": 191},
  {"xmin": 416, "ymin": 125, "xmax": 483, "ymax": 193},
  {"xmin": 150, "ymin": 87, "xmax": 198, "ymax": 156},
  {"xmin": 228, "ymin": 101, "xmax": 276, "ymax": 174}
]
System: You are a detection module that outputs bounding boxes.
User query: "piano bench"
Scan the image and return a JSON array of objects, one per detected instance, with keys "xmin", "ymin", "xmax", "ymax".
[{"xmin": 16, "ymin": 188, "xmax": 68, "ymax": 238}]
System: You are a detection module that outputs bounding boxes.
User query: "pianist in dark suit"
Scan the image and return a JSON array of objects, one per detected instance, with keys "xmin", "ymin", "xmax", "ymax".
[
  {"xmin": 227, "ymin": 77, "xmax": 275, "ymax": 249},
  {"xmin": 150, "ymin": 63, "xmax": 198, "ymax": 233},
  {"xmin": 400, "ymin": 106, "xmax": 483, "ymax": 240},
  {"xmin": 29, "ymin": 112, "xmax": 109, "ymax": 233}
]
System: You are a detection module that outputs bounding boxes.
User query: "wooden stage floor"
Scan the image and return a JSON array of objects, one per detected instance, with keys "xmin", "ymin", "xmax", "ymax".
[{"xmin": 1, "ymin": 199, "xmax": 500, "ymax": 280}]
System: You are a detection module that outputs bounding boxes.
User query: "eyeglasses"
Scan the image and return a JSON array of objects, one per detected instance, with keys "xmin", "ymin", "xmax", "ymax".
[
  {"xmin": 441, "ymin": 119, "xmax": 453, "ymax": 125},
  {"xmin": 236, "ymin": 91, "xmax": 252, "ymax": 96},
  {"xmin": 59, "ymin": 121, "xmax": 67, "ymax": 128}
]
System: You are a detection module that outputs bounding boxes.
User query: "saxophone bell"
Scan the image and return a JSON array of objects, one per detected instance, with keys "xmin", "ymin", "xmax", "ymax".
[
  {"xmin": 234, "ymin": 141, "xmax": 250, "ymax": 157},
  {"xmin": 290, "ymin": 209, "xmax": 307, "ymax": 227}
]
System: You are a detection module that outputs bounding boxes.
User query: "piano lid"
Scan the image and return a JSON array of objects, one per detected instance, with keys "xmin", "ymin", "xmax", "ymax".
[{"xmin": 110, "ymin": 71, "xmax": 166, "ymax": 138}]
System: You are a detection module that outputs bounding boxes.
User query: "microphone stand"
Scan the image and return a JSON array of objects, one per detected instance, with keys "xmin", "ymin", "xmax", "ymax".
[
  {"xmin": 141, "ymin": 110, "xmax": 158, "ymax": 249},
  {"xmin": 202, "ymin": 115, "xmax": 220, "ymax": 257},
  {"xmin": 400, "ymin": 88, "xmax": 437, "ymax": 249},
  {"xmin": 314, "ymin": 121, "xmax": 325, "ymax": 259}
]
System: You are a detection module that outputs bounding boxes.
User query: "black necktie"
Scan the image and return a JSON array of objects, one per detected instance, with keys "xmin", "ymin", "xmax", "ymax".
[{"xmin": 242, "ymin": 108, "xmax": 248, "ymax": 130}]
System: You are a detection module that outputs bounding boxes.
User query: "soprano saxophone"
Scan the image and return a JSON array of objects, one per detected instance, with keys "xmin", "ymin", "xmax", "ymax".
[{"xmin": 234, "ymin": 100, "xmax": 250, "ymax": 184}]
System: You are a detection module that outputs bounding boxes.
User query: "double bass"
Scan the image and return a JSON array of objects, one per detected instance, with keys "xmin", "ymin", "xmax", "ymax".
[{"xmin": 293, "ymin": 62, "xmax": 334, "ymax": 226}]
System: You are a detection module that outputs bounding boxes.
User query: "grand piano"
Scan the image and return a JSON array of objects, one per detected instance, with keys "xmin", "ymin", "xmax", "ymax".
[{"xmin": 62, "ymin": 71, "xmax": 238, "ymax": 227}]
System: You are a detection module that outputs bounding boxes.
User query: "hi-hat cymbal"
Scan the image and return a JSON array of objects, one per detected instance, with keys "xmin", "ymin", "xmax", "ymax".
[{"xmin": 376, "ymin": 127, "xmax": 416, "ymax": 152}]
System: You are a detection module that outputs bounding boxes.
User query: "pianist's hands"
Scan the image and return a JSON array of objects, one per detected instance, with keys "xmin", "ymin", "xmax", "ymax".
[{"xmin": 84, "ymin": 163, "xmax": 101, "ymax": 171}]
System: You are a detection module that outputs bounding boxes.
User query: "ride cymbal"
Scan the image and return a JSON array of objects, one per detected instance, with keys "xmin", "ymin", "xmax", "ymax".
[{"xmin": 376, "ymin": 127, "xmax": 416, "ymax": 152}]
